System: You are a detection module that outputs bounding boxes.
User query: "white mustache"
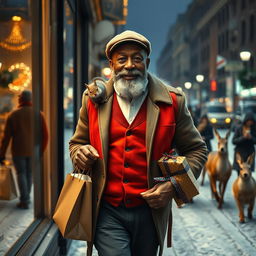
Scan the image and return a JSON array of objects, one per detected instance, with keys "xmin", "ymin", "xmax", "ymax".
[{"xmin": 115, "ymin": 70, "xmax": 144, "ymax": 80}]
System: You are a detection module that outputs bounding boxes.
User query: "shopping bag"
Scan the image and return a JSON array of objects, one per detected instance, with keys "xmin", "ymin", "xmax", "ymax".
[
  {"xmin": 0, "ymin": 165, "xmax": 19, "ymax": 200},
  {"xmin": 53, "ymin": 172, "xmax": 92, "ymax": 241}
]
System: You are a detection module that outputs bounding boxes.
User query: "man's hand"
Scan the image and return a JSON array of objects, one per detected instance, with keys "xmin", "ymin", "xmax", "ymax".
[
  {"xmin": 141, "ymin": 182, "xmax": 175, "ymax": 209},
  {"xmin": 74, "ymin": 145, "xmax": 99, "ymax": 171}
]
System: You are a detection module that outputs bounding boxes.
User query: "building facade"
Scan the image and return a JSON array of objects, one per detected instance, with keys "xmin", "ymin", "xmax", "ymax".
[{"xmin": 157, "ymin": 0, "xmax": 256, "ymax": 108}]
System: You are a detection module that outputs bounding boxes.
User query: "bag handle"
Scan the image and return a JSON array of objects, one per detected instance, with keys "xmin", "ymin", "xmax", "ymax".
[{"xmin": 71, "ymin": 167, "xmax": 92, "ymax": 180}]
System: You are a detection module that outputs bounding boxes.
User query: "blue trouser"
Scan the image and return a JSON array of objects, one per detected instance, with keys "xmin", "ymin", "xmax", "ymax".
[
  {"xmin": 13, "ymin": 156, "xmax": 32, "ymax": 204},
  {"xmin": 94, "ymin": 200, "xmax": 159, "ymax": 256}
]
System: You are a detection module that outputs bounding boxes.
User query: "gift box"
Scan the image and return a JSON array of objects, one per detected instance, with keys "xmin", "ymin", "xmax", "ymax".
[{"xmin": 156, "ymin": 153, "xmax": 199, "ymax": 207}]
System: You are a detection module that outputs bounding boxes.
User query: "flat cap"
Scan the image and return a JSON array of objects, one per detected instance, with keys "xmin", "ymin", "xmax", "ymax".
[{"xmin": 105, "ymin": 30, "xmax": 151, "ymax": 59}]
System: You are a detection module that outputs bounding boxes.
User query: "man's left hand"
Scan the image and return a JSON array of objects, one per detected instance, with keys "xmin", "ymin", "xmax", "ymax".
[{"xmin": 141, "ymin": 182, "xmax": 175, "ymax": 209}]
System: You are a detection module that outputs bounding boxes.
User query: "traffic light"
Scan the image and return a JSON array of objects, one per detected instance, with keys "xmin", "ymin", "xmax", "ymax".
[{"xmin": 210, "ymin": 80, "xmax": 217, "ymax": 91}]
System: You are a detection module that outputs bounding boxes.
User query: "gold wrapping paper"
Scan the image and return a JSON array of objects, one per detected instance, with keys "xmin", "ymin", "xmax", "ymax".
[{"xmin": 158, "ymin": 155, "xmax": 199, "ymax": 206}]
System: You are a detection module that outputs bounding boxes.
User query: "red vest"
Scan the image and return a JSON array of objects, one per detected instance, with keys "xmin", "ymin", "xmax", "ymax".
[
  {"xmin": 104, "ymin": 94, "xmax": 148, "ymax": 207},
  {"xmin": 87, "ymin": 91, "xmax": 177, "ymax": 206}
]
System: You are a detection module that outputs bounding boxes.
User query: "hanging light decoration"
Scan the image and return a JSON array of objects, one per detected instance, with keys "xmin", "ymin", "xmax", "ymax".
[
  {"xmin": 8, "ymin": 63, "xmax": 32, "ymax": 92},
  {"xmin": 0, "ymin": 16, "xmax": 31, "ymax": 51}
]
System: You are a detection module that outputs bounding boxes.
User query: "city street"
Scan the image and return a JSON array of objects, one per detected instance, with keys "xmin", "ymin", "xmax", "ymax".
[{"xmin": 68, "ymin": 129, "xmax": 256, "ymax": 256}]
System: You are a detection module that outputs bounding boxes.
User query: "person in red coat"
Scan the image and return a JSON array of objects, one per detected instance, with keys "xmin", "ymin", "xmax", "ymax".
[
  {"xmin": 0, "ymin": 90, "xmax": 48, "ymax": 209},
  {"xmin": 69, "ymin": 30, "xmax": 207, "ymax": 256}
]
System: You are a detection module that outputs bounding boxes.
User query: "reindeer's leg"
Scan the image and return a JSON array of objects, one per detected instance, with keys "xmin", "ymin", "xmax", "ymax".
[
  {"xmin": 248, "ymin": 199, "xmax": 255, "ymax": 219},
  {"xmin": 209, "ymin": 174, "xmax": 220, "ymax": 203},
  {"xmin": 235, "ymin": 199, "xmax": 245, "ymax": 223},
  {"xmin": 201, "ymin": 166, "xmax": 206, "ymax": 186},
  {"xmin": 218, "ymin": 180, "xmax": 228, "ymax": 209}
]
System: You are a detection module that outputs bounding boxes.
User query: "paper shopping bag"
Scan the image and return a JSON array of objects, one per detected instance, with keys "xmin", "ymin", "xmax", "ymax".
[
  {"xmin": 53, "ymin": 173, "xmax": 92, "ymax": 241},
  {"xmin": 0, "ymin": 165, "xmax": 18, "ymax": 200}
]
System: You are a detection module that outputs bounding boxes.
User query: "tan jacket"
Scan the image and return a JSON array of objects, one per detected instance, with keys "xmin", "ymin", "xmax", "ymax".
[{"xmin": 69, "ymin": 74, "xmax": 207, "ymax": 255}]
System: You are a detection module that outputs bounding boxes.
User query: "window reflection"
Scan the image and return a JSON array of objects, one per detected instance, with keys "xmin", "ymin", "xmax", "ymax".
[
  {"xmin": 0, "ymin": 11, "xmax": 34, "ymax": 254},
  {"xmin": 63, "ymin": 0, "xmax": 75, "ymax": 175}
]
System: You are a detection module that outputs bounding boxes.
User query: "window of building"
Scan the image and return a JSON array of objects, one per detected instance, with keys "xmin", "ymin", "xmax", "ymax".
[
  {"xmin": 226, "ymin": 30, "xmax": 229, "ymax": 50},
  {"xmin": 249, "ymin": 14, "xmax": 255, "ymax": 41},
  {"xmin": 241, "ymin": 20, "xmax": 246, "ymax": 45},
  {"xmin": 231, "ymin": 0, "xmax": 237, "ymax": 16},
  {"xmin": 241, "ymin": 0, "xmax": 246, "ymax": 10},
  {"xmin": 226, "ymin": 4, "xmax": 229, "ymax": 21}
]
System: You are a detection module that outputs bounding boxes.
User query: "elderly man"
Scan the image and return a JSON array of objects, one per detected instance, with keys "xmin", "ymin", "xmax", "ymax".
[{"xmin": 69, "ymin": 30, "xmax": 207, "ymax": 256}]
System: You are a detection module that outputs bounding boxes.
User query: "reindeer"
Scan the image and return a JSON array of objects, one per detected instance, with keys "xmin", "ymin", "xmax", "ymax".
[
  {"xmin": 201, "ymin": 166, "xmax": 207, "ymax": 186},
  {"xmin": 232, "ymin": 152, "xmax": 256, "ymax": 223},
  {"xmin": 205, "ymin": 129, "xmax": 232, "ymax": 209}
]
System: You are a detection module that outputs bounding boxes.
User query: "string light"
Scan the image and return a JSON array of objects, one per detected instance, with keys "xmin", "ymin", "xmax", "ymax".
[{"xmin": 8, "ymin": 63, "xmax": 31, "ymax": 92}]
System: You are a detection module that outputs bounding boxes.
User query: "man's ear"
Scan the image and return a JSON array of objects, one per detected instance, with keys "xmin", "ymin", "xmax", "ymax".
[
  {"xmin": 109, "ymin": 59, "xmax": 113, "ymax": 69},
  {"xmin": 146, "ymin": 58, "xmax": 150, "ymax": 68}
]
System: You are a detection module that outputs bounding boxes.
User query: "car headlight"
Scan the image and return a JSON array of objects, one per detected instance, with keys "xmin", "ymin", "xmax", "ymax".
[
  {"xmin": 225, "ymin": 117, "xmax": 231, "ymax": 123},
  {"xmin": 210, "ymin": 118, "xmax": 217, "ymax": 123}
]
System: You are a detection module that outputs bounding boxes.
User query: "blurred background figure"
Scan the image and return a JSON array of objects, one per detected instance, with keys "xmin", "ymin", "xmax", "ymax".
[
  {"xmin": 232, "ymin": 112, "xmax": 256, "ymax": 176},
  {"xmin": 0, "ymin": 90, "xmax": 48, "ymax": 209},
  {"xmin": 188, "ymin": 105, "xmax": 198, "ymax": 127},
  {"xmin": 197, "ymin": 114, "xmax": 214, "ymax": 153}
]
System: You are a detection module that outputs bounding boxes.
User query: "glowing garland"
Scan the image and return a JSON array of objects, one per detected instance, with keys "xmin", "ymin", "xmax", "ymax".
[
  {"xmin": 0, "ymin": 22, "xmax": 31, "ymax": 52},
  {"xmin": 8, "ymin": 63, "xmax": 31, "ymax": 92}
]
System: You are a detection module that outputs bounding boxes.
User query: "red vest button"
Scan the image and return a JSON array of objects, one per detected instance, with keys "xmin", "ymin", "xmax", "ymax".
[{"xmin": 126, "ymin": 130, "xmax": 132, "ymax": 136}]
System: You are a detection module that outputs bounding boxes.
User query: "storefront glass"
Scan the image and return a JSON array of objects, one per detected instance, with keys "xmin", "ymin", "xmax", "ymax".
[
  {"xmin": 63, "ymin": 0, "xmax": 75, "ymax": 175},
  {"xmin": 0, "ymin": 10, "xmax": 34, "ymax": 254}
]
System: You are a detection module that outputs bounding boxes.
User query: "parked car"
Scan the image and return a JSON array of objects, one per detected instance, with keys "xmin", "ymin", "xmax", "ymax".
[{"xmin": 206, "ymin": 102, "xmax": 233, "ymax": 128}]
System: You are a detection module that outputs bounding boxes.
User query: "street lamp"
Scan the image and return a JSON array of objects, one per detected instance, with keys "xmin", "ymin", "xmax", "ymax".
[
  {"xmin": 196, "ymin": 74, "xmax": 204, "ymax": 107},
  {"xmin": 102, "ymin": 67, "xmax": 112, "ymax": 79},
  {"xmin": 196, "ymin": 74, "xmax": 204, "ymax": 83},
  {"xmin": 239, "ymin": 51, "xmax": 251, "ymax": 62},
  {"xmin": 184, "ymin": 82, "xmax": 192, "ymax": 90}
]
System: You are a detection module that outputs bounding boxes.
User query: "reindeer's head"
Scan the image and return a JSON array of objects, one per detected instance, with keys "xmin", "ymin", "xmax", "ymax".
[
  {"xmin": 236, "ymin": 152, "xmax": 255, "ymax": 180},
  {"xmin": 214, "ymin": 128, "xmax": 230, "ymax": 154}
]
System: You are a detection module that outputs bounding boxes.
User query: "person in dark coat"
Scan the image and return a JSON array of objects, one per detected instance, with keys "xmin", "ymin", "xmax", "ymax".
[
  {"xmin": 232, "ymin": 112, "xmax": 256, "ymax": 175},
  {"xmin": 197, "ymin": 114, "xmax": 214, "ymax": 152},
  {"xmin": 188, "ymin": 105, "xmax": 198, "ymax": 127}
]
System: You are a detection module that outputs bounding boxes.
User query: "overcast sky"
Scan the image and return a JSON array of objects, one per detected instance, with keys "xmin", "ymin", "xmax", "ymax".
[{"xmin": 125, "ymin": 0, "xmax": 192, "ymax": 74}]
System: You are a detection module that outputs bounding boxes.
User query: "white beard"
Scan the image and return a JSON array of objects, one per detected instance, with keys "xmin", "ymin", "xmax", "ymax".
[{"xmin": 113, "ymin": 70, "xmax": 148, "ymax": 101}]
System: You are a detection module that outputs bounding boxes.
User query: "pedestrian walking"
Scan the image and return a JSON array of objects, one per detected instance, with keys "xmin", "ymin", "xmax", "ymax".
[
  {"xmin": 197, "ymin": 114, "xmax": 214, "ymax": 152},
  {"xmin": 0, "ymin": 90, "xmax": 48, "ymax": 209},
  {"xmin": 69, "ymin": 30, "xmax": 207, "ymax": 256},
  {"xmin": 232, "ymin": 112, "xmax": 256, "ymax": 175},
  {"xmin": 188, "ymin": 105, "xmax": 198, "ymax": 127}
]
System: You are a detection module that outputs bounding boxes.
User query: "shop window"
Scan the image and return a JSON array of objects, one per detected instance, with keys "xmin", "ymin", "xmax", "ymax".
[
  {"xmin": 0, "ymin": 10, "xmax": 39, "ymax": 254},
  {"xmin": 63, "ymin": 0, "xmax": 75, "ymax": 176}
]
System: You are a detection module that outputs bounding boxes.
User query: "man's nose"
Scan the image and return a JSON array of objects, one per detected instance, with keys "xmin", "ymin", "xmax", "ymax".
[{"xmin": 125, "ymin": 58, "xmax": 135, "ymax": 69}]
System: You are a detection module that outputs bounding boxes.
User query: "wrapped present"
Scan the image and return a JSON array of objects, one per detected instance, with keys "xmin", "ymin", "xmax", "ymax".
[{"xmin": 156, "ymin": 153, "xmax": 199, "ymax": 207}]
